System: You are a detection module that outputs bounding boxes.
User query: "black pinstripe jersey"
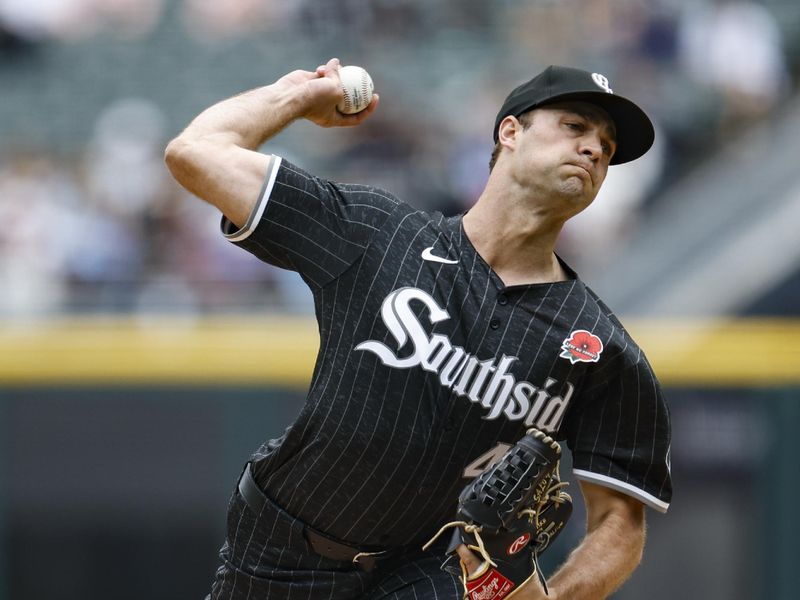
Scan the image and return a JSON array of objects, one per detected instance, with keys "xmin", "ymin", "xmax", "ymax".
[{"xmin": 221, "ymin": 155, "xmax": 672, "ymax": 549}]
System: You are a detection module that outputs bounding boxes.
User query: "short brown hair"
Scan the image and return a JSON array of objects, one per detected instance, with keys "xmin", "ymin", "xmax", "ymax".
[{"xmin": 488, "ymin": 111, "xmax": 535, "ymax": 172}]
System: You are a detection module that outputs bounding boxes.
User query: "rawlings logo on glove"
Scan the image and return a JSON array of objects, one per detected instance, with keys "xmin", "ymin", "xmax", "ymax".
[{"xmin": 424, "ymin": 429, "xmax": 572, "ymax": 599}]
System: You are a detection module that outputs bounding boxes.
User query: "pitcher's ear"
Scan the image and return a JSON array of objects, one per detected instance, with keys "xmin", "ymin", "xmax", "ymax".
[{"xmin": 497, "ymin": 115, "xmax": 524, "ymax": 148}]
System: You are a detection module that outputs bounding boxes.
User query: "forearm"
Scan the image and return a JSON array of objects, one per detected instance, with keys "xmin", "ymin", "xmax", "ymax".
[
  {"xmin": 175, "ymin": 81, "xmax": 303, "ymax": 151},
  {"xmin": 547, "ymin": 505, "xmax": 645, "ymax": 600}
]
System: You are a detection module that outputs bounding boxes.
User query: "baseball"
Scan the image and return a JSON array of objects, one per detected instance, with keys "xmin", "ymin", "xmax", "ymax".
[{"xmin": 337, "ymin": 65, "xmax": 374, "ymax": 114}]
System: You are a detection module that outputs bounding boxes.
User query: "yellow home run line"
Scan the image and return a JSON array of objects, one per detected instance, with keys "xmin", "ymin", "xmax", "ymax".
[
  {"xmin": 626, "ymin": 318, "xmax": 800, "ymax": 387},
  {"xmin": 0, "ymin": 317, "xmax": 798, "ymax": 387},
  {"xmin": 0, "ymin": 316, "xmax": 318, "ymax": 386}
]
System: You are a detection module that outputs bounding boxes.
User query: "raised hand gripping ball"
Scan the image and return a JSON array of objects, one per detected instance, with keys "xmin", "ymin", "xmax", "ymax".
[{"xmin": 337, "ymin": 65, "xmax": 374, "ymax": 114}]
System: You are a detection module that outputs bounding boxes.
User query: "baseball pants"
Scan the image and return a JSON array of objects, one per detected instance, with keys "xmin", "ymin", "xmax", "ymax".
[{"xmin": 206, "ymin": 465, "xmax": 461, "ymax": 600}]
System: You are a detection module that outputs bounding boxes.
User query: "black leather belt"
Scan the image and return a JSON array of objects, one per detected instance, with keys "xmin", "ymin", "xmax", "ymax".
[{"xmin": 237, "ymin": 463, "xmax": 391, "ymax": 571}]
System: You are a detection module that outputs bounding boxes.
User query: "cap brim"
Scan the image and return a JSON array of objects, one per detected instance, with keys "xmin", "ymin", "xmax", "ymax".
[{"xmin": 540, "ymin": 91, "xmax": 654, "ymax": 165}]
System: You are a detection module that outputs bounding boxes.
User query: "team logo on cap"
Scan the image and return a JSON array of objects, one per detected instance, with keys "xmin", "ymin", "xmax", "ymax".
[
  {"xmin": 560, "ymin": 330, "xmax": 604, "ymax": 364},
  {"xmin": 591, "ymin": 73, "xmax": 613, "ymax": 94}
]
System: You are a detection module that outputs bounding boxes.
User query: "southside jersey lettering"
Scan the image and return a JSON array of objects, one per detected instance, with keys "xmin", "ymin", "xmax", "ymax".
[
  {"xmin": 355, "ymin": 286, "xmax": 575, "ymax": 429},
  {"xmin": 221, "ymin": 156, "xmax": 672, "ymax": 549}
]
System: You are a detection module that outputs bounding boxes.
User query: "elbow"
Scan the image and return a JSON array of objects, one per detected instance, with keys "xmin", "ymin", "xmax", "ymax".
[
  {"xmin": 164, "ymin": 133, "xmax": 210, "ymax": 195},
  {"xmin": 164, "ymin": 135, "xmax": 192, "ymax": 180}
]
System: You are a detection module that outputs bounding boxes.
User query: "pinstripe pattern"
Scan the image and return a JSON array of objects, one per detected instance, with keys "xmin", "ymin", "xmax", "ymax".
[{"xmin": 213, "ymin": 156, "xmax": 672, "ymax": 597}]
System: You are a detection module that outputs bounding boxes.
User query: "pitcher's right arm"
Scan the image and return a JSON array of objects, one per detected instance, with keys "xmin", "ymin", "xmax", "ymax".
[{"xmin": 164, "ymin": 58, "xmax": 379, "ymax": 227}]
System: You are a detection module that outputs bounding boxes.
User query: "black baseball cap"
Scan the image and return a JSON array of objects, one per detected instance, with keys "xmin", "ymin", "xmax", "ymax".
[{"xmin": 493, "ymin": 65, "xmax": 655, "ymax": 165}]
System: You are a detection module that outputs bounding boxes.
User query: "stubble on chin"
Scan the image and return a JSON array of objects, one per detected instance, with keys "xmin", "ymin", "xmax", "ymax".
[{"xmin": 557, "ymin": 175, "xmax": 592, "ymax": 202}]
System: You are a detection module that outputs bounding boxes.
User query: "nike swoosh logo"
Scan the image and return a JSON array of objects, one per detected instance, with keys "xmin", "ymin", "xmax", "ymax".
[{"xmin": 421, "ymin": 247, "xmax": 459, "ymax": 264}]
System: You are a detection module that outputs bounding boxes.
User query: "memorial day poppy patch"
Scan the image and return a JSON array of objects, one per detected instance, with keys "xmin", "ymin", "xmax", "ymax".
[{"xmin": 560, "ymin": 330, "xmax": 604, "ymax": 364}]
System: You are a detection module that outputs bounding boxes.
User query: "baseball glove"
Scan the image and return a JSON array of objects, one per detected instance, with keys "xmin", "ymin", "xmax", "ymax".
[{"xmin": 423, "ymin": 428, "xmax": 572, "ymax": 599}]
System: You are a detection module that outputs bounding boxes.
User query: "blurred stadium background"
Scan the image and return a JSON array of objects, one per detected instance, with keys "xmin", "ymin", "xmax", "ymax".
[{"xmin": 1, "ymin": 0, "xmax": 799, "ymax": 598}]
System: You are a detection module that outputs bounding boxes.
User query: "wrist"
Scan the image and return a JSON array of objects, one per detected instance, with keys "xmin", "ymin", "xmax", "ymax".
[
  {"xmin": 222, "ymin": 82, "xmax": 305, "ymax": 148},
  {"xmin": 271, "ymin": 70, "xmax": 335, "ymax": 122},
  {"xmin": 269, "ymin": 79, "xmax": 308, "ymax": 113}
]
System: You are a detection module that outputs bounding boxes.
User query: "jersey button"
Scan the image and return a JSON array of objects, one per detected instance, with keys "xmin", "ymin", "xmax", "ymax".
[
  {"xmin": 497, "ymin": 294, "xmax": 508, "ymax": 306},
  {"xmin": 490, "ymin": 319, "xmax": 500, "ymax": 330}
]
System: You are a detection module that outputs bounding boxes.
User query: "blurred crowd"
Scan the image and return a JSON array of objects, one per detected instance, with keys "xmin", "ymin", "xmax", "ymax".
[{"xmin": 0, "ymin": 0, "xmax": 797, "ymax": 316}]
